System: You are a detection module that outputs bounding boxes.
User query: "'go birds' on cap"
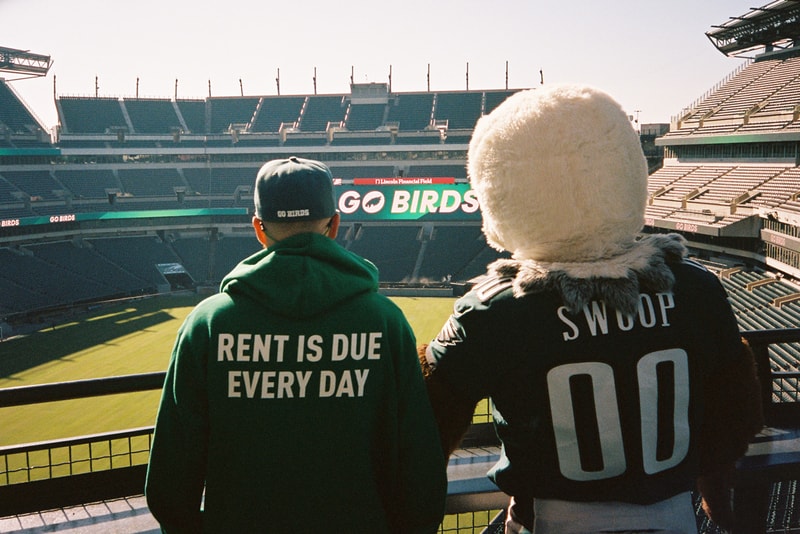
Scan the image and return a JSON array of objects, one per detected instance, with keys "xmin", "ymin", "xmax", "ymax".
[{"xmin": 254, "ymin": 156, "xmax": 337, "ymax": 222}]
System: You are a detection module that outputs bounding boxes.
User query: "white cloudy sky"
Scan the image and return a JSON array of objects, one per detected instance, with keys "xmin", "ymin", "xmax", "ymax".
[{"xmin": 2, "ymin": 0, "xmax": 758, "ymax": 130}]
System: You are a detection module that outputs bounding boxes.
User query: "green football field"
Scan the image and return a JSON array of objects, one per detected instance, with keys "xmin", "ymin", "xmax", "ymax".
[{"xmin": 0, "ymin": 294, "xmax": 455, "ymax": 447}]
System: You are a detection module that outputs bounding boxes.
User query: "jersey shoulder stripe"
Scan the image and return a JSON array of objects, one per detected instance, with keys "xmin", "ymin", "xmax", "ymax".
[{"xmin": 472, "ymin": 275, "xmax": 514, "ymax": 303}]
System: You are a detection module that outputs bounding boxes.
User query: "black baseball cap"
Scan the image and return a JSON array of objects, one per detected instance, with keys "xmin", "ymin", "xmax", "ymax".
[{"xmin": 254, "ymin": 156, "xmax": 337, "ymax": 222}]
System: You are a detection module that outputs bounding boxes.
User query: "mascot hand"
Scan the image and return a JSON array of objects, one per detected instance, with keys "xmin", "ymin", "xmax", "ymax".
[
  {"xmin": 696, "ymin": 339, "xmax": 764, "ymax": 532},
  {"xmin": 697, "ymin": 465, "xmax": 735, "ymax": 532}
]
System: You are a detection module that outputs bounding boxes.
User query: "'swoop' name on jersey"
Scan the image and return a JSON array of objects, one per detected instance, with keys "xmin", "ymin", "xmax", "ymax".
[
  {"xmin": 558, "ymin": 292, "xmax": 676, "ymax": 341},
  {"xmin": 217, "ymin": 332, "xmax": 382, "ymax": 399}
]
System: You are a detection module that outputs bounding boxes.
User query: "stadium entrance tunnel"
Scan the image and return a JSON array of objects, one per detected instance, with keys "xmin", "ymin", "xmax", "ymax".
[{"xmin": 156, "ymin": 263, "xmax": 195, "ymax": 291}]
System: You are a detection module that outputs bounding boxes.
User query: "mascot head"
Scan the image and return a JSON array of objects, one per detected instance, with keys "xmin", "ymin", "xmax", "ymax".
[{"xmin": 468, "ymin": 83, "xmax": 648, "ymax": 263}]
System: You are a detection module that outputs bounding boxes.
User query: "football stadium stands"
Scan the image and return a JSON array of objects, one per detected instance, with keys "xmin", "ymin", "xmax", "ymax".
[{"xmin": 7, "ymin": 1, "xmax": 800, "ymax": 530}]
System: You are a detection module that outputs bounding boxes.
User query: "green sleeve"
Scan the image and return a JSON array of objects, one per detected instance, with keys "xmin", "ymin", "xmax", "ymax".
[
  {"xmin": 145, "ymin": 316, "xmax": 209, "ymax": 533},
  {"xmin": 390, "ymin": 314, "xmax": 448, "ymax": 533}
]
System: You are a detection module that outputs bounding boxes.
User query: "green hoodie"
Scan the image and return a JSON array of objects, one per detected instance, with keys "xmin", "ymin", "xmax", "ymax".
[{"xmin": 146, "ymin": 233, "xmax": 447, "ymax": 533}]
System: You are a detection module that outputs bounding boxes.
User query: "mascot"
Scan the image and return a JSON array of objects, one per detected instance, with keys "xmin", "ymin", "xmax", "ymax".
[{"xmin": 420, "ymin": 84, "xmax": 763, "ymax": 533}]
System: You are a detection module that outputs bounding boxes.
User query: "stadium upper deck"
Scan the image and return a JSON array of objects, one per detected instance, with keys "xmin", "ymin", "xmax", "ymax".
[
  {"xmin": 639, "ymin": 1, "xmax": 800, "ymax": 283},
  {"xmin": 663, "ymin": 51, "xmax": 800, "ymax": 139},
  {"xmin": 52, "ymin": 84, "xmax": 517, "ymax": 150}
]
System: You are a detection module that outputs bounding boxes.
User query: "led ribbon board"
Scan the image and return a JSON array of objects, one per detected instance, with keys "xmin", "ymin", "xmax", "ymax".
[{"xmin": 1, "ymin": 208, "xmax": 248, "ymax": 229}]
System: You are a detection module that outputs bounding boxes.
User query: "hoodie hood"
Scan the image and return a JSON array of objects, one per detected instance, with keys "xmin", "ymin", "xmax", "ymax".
[{"xmin": 220, "ymin": 233, "xmax": 378, "ymax": 320}]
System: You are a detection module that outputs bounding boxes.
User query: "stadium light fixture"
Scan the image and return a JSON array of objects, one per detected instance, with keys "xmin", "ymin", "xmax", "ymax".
[{"xmin": 0, "ymin": 46, "xmax": 53, "ymax": 80}]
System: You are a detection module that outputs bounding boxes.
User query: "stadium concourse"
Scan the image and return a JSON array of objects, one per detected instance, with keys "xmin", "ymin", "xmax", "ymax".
[{"xmin": 6, "ymin": 0, "xmax": 800, "ymax": 531}]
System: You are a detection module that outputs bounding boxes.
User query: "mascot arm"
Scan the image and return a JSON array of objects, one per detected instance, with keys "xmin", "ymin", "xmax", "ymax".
[
  {"xmin": 418, "ymin": 344, "xmax": 479, "ymax": 457},
  {"xmin": 696, "ymin": 339, "xmax": 764, "ymax": 530}
]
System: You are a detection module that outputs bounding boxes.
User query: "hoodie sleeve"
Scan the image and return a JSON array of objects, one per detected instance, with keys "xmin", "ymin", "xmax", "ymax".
[
  {"xmin": 388, "ymin": 312, "xmax": 448, "ymax": 534},
  {"xmin": 145, "ymin": 314, "xmax": 209, "ymax": 533}
]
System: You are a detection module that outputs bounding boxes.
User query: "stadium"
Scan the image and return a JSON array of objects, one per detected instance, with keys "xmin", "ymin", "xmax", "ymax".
[{"xmin": 3, "ymin": 1, "xmax": 800, "ymax": 532}]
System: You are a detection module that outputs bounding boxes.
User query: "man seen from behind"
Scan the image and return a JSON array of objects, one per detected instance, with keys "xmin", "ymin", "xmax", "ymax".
[{"xmin": 145, "ymin": 156, "xmax": 447, "ymax": 533}]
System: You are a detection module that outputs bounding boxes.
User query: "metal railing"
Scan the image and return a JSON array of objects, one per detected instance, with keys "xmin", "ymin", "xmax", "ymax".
[{"xmin": 0, "ymin": 373, "xmax": 164, "ymax": 517}]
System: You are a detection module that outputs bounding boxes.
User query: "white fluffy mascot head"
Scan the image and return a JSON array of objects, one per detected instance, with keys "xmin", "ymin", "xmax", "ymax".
[{"xmin": 468, "ymin": 83, "xmax": 648, "ymax": 263}]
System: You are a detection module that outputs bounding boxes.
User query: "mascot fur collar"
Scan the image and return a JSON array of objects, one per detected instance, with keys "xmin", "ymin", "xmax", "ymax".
[{"xmin": 487, "ymin": 233, "xmax": 688, "ymax": 316}]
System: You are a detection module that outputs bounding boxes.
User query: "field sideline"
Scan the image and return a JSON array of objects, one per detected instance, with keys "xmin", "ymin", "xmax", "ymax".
[{"xmin": 0, "ymin": 294, "xmax": 455, "ymax": 447}]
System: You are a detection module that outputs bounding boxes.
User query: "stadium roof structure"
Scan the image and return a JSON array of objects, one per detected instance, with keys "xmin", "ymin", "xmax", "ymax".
[
  {"xmin": 706, "ymin": 0, "xmax": 800, "ymax": 57},
  {"xmin": 0, "ymin": 46, "xmax": 53, "ymax": 80}
]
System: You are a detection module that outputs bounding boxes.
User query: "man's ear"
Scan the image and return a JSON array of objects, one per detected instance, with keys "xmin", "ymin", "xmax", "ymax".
[
  {"xmin": 327, "ymin": 213, "xmax": 341, "ymax": 239},
  {"xmin": 252, "ymin": 216, "xmax": 268, "ymax": 247}
]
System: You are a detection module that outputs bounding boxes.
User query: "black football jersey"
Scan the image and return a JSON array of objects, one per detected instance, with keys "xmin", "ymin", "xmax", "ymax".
[{"xmin": 427, "ymin": 259, "xmax": 742, "ymax": 504}]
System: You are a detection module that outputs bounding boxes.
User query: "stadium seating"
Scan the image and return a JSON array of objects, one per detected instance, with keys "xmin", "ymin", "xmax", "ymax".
[
  {"xmin": 0, "ymin": 245, "xmax": 123, "ymax": 312},
  {"xmin": 0, "ymin": 170, "xmax": 62, "ymax": 201},
  {"xmin": 213, "ymin": 236, "xmax": 261, "ymax": 278},
  {"xmin": 327, "ymin": 164, "xmax": 395, "ymax": 180},
  {"xmin": 345, "ymin": 102, "xmax": 386, "ymax": 131},
  {"xmin": 54, "ymin": 169, "xmax": 121, "ymax": 199},
  {"xmin": 416, "ymin": 225, "xmax": 491, "ymax": 282},
  {"xmin": 667, "ymin": 51, "xmax": 800, "ymax": 137},
  {"xmin": 175, "ymin": 99, "xmax": 206, "ymax": 134},
  {"xmin": 0, "ymin": 81, "xmax": 41, "ymax": 135},
  {"xmin": 47, "ymin": 88, "xmax": 526, "ymax": 142},
  {"xmin": 88, "ymin": 236, "xmax": 181, "ymax": 287},
  {"xmin": 117, "ymin": 168, "xmax": 187, "ymax": 197},
  {"xmin": 345, "ymin": 225, "xmax": 423, "ymax": 282},
  {"xmin": 298, "ymin": 95, "xmax": 346, "ymax": 132},
  {"xmin": 59, "ymin": 97, "xmax": 128, "ymax": 134},
  {"xmin": 753, "ymin": 166, "xmax": 800, "ymax": 210},
  {"xmin": 124, "ymin": 98, "xmax": 184, "ymax": 134},
  {"xmin": 716, "ymin": 267, "xmax": 800, "ymax": 405},
  {"xmin": 26, "ymin": 240, "xmax": 147, "ymax": 296},
  {"xmin": 483, "ymin": 90, "xmax": 517, "ymax": 114},
  {"xmin": 207, "ymin": 97, "xmax": 260, "ymax": 134},
  {"xmin": 251, "ymin": 96, "xmax": 305, "ymax": 133},
  {"xmin": 434, "ymin": 91, "xmax": 483, "ymax": 130},
  {"xmin": 386, "ymin": 92, "xmax": 435, "ymax": 131},
  {"xmin": 0, "ymin": 176, "xmax": 21, "ymax": 203}
]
